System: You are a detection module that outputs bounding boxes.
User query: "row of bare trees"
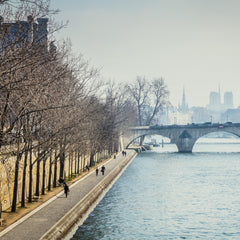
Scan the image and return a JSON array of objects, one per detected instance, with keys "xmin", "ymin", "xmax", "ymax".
[
  {"xmin": 0, "ymin": 0, "xmax": 170, "ymax": 213},
  {"xmin": 0, "ymin": 0, "xmax": 137, "ymax": 212}
]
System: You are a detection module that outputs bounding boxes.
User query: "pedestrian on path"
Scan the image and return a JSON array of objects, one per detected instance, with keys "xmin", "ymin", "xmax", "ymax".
[
  {"xmin": 101, "ymin": 165, "xmax": 106, "ymax": 175},
  {"xmin": 86, "ymin": 165, "xmax": 90, "ymax": 171},
  {"xmin": 96, "ymin": 167, "xmax": 99, "ymax": 176},
  {"xmin": 64, "ymin": 183, "xmax": 70, "ymax": 198},
  {"xmin": 58, "ymin": 177, "xmax": 65, "ymax": 186}
]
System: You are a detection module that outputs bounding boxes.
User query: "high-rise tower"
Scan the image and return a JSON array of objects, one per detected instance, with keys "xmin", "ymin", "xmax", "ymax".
[{"xmin": 224, "ymin": 92, "xmax": 233, "ymax": 109}]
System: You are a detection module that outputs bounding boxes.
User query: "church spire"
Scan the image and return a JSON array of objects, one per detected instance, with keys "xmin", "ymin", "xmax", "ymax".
[{"xmin": 180, "ymin": 87, "xmax": 188, "ymax": 113}]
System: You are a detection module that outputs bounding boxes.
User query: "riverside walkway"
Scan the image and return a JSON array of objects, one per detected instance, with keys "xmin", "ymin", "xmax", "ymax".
[{"xmin": 0, "ymin": 149, "xmax": 137, "ymax": 240}]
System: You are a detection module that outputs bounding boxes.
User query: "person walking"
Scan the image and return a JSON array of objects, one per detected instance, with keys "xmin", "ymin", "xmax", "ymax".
[
  {"xmin": 96, "ymin": 167, "xmax": 99, "ymax": 176},
  {"xmin": 64, "ymin": 183, "xmax": 70, "ymax": 198},
  {"xmin": 58, "ymin": 177, "xmax": 65, "ymax": 186},
  {"xmin": 101, "ymin": 165, "xmax": 106, "ymax": 175},
  {"xmin": 86, "ymin": 165, "xmax": 90, "ymax": 171}
]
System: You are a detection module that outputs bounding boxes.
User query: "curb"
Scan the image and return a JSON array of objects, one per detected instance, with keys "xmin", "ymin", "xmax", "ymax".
[{"xmin": 40, "ymin": 152, "xmax": 137, "ymax": 240}]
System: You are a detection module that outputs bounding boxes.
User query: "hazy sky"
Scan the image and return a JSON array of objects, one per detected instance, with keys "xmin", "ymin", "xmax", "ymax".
[{"xmin": 51, "ymin": 0, "xmax": 240, "ymax": 107}]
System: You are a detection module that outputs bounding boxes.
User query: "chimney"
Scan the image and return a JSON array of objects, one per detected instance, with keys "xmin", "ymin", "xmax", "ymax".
[
  {"xmin": 37, "ymin": 18, "xmax": 48, "ymax": 46},
  {"xmin": 27, "ymin": 15, "xmax": 34, "ymax": 44}
]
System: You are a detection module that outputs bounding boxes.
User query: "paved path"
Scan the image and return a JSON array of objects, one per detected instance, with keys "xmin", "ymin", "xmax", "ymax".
[{"xmin": 0, "ymin": 150, "xmax": 136, "ymax": 240}]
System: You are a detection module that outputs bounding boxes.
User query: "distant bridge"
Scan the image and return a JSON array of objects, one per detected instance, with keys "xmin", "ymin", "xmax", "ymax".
[{"xmin": 128, "ymin": 123, "xmax": 240, "ymax": 153}]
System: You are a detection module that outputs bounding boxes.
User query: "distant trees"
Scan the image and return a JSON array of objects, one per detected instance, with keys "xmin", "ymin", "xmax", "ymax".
[
  {"xmin": 125, "ymin": 76, "xmax": 170, "ymax": 126},
  {"xmin": 102, "ymin": 82, "xmax": 137, "ymax": 153}
]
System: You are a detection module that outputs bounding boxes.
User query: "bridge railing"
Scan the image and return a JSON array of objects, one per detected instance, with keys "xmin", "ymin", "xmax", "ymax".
[{"xmin": 130, "ymin": 122, "xmax": 240, "ymax": 131}]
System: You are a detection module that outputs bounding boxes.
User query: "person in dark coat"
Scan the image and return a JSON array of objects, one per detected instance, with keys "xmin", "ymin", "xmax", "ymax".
[
  {"xmin": 58, "ymin": 177, "xmax": 65, "ymax": 186},
  {"xmin": 96, "ymin": 167, "xmax": 99, "ymax": 176},
  {"xmin": 64, "ymin": 184, "xmax": 69, "ymax": 198},
  {"xmin": 101, "ymin": 165, "xmax": 106, "ymax": 175}
]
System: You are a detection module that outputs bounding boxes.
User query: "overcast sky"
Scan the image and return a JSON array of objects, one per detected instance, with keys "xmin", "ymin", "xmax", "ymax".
[{"xmin": 51, "ymin": 0, "xmax": 240, "ymax": 107}]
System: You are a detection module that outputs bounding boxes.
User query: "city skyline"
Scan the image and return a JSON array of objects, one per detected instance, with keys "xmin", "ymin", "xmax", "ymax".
[
  {"xmin": 51, "ymin": 0, "xmax": 240, "ymax": 107},
  {"xmin": 180, "ymin": 87, "xmax": 236, "ymax": 109}
]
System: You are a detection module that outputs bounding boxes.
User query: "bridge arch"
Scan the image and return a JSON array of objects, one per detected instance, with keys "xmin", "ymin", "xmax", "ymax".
[
  {"xmin": 177, "ymin": 129, "xmax": 240, "ymax": 153},
  {"xmin": 126, "ymin": 133, "xmax": 171, "ymax": 149},
  {"xmin": 193, "ymin": 131, "xmax": 240, "ymax": 152}
]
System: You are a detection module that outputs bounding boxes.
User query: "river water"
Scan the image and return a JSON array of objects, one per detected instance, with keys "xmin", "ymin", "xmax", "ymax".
[{"xmin": 71, "ymin": 139, "xmax": 240, "ymax": 240}]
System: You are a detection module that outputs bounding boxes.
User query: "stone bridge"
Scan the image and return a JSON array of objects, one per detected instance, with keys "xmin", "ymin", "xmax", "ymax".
[{"xmin": 127, "ymin": 123, "xmax": 240, "ymax": 153}]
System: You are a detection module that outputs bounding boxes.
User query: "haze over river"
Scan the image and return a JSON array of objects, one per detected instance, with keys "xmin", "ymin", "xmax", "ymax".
[{"xmin": 71, "ymin": 138, "xmax": 240, "ymax": 240}]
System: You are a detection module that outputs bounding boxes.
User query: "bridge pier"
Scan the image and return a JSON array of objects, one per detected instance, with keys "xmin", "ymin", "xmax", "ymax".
[{"xmin": 175, "ymin": 138, "xmax": 197, "ymax": 153}]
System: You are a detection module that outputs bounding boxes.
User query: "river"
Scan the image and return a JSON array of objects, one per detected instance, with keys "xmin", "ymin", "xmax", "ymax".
[{"xmin": 71, "ymin": 138, "xmax": 240, "ymax": 240}]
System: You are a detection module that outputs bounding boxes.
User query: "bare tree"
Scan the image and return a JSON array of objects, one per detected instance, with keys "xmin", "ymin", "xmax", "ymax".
[
  {"xmin": 125, "ymin": 76, "xmax": 150, "ymax": 126},
  {"xmin": 0, "ymin": 0, "xmax": 136, "ymax": 212},
  {"xmin": 126, "ymin": 76, "xmax": 170, "ymax": 126}
]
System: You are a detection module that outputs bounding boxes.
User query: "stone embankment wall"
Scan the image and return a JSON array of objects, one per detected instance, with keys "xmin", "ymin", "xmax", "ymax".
[{"xmin": 41, "ymin": 150, "xmax": 137, "ymax": 240}]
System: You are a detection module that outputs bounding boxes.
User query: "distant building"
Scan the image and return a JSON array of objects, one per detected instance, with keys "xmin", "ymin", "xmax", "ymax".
[
  {"xmin": 207, "ymin": 89, "xmax": 234, "ymax": 111},
  {"xmin": 207, "ymin": 88, "xmax": 234, "ymax": 122},
  {"xmin": 224, "ymin": 92, "xmax": 233, "ymax": 109},
  {"xmin": 221, "ymin": 108, "xmax": 240, "ymax": 123},
  {"xmin": 209, "ymin": 91, "xmax": 221, "ymax": 106},
  {"xmin": 191, "ymin": 107, "xmax": 210, "ymax": 123},
  {"xmin": 0, "ymin": 15, "xmax": 49, "ymax": 52}
]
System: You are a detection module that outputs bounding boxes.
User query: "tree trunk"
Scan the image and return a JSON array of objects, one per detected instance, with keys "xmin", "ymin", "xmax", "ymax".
[
  {"xmin": 12, "ymin": 145, "xmax": 23, "ymax": 212},
  {"xmin": 28, "ymin": 164, "xmax": 33, "ymax": 203},
  {"xmin": 21, "ymin": 144, "xmax": 28, "ymax": 207},
  {"xmin": 77, "ymin": 152, "xmax": 80, "ymax": 174},
  {"xmin": 28, "ymin": 141, "xmax": 33, "ymax": 203},
  {"xmin": 90, "ymin": 152, "xmax": 95, "ymax": 167},
  {"xmin": 48, "ymin": 152, "xmax": 52, "ymax": 191},
  {"xmin": 83, "ymin": 155, "xmax": 86, "ymax": 171},
  {"xmin": 53, "ymin": 150, "xmax": 57, "ymax": 188},
  {"xmin": 68, "ymin": 154, "xmax": 71, "ymax": 178},
  {"xmin": 74, "ymin": 151, "xmax": 77, "ymax": 174},
  {"xmin": 35, "ymin": 149, "xmax": 40, "ymax": 197},
  {"xmin": 59, "ymin": 150, "xmax": 65, "ymax": 179},
  {"xmin": 12, "ymin": 125, "xmax": 23, "ymax": 212},
  {"xmin": 71, "ymin": 153, "xmax": 73, "ymax": 177},
  {"xmin": 41, "ymin": 157, "xmax": 46, "ymax": 195},
  {"xmin": 59, "ymin": 139, "xmax": 66, "ymax": 179},
  {"xmin": 11, "ymin": 155, "xmax": 20, "ymax": 212}
]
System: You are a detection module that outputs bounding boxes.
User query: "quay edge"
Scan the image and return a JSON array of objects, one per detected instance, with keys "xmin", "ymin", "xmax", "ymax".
[{"xmin": 40, "ymin": 150, "xmax": 138, "ymax": 240}]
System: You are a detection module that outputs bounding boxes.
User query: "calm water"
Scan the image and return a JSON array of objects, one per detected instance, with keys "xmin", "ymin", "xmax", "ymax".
[{"xmin": 71, "ymin": 139, "xmax": 240, "ymax": 240}]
